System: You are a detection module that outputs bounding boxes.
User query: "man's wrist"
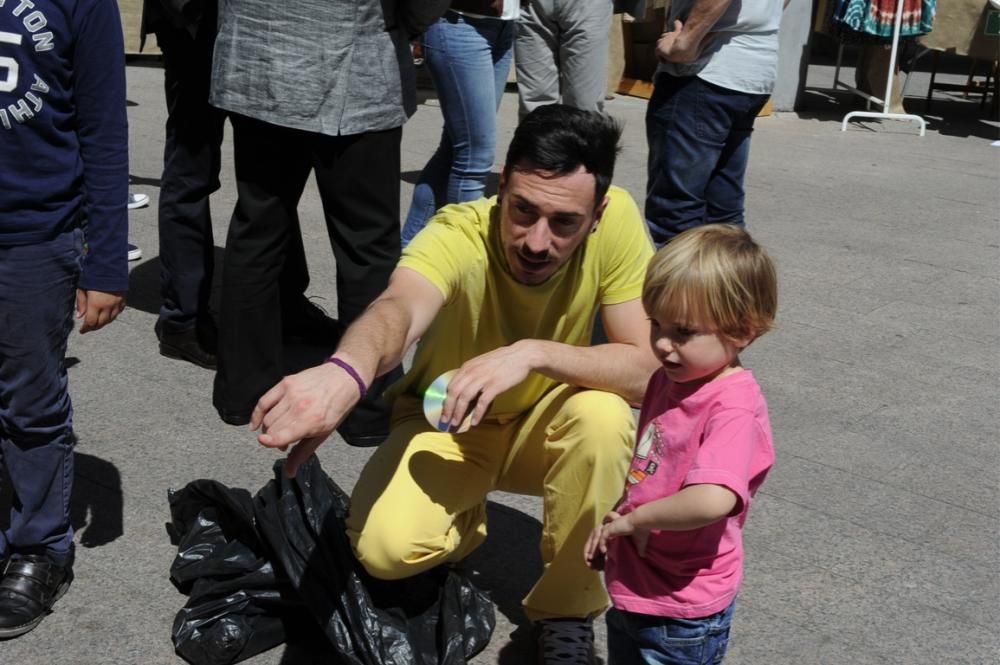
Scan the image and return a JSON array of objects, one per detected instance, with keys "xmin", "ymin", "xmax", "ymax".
[
  {"xmin": 326, "ymin": 355, "xmax": 368, "ymax": 399},
  {"xmin": 515, "ymin": 338, "xmax": 545, "ymax": 372}
]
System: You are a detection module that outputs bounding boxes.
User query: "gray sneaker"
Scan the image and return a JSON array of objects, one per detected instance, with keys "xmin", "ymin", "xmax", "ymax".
[
  {"xmin": 537, "ymin": 618, "xmax": 595, "ymax": 664},
  {"xmin": 127, "ymin": 243, "xmax": 142, "ymax": 261}
]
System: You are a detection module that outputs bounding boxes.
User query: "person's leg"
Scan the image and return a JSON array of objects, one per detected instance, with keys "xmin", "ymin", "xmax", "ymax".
[
  {"xmin": 500, "ymin": 385, "xmax": 635, "ymax": 620},
  {"xmin": 553, "ymin": 0, "xmax": 613, "ymax": 113},
  {"xmin": 155, "ymin": 21, "xmax": 225, "ymax": 341},
  {"xmin": 0, "ymin": 229, "xmax": 82, "ymax": 564},
  {"xmin": 625, "ymin": 601, "xmax": 736, "ymax": 664},
  {"xmin": 605, "ymin": 608, "xmax": 644, "ymax": 665},
  {"xmin": 346, "ymin": 399, "xmax": 513, "ymax": 578},
  {"xmin": 644, "ymin": 74, "xmax": 736, "ymax": 246},
  {"xmin": 439, "ymin": 12, "xmax": 514, "ymax": 205},
  {"xmin": 515, "ymin": 0, "xmax": 561, "ymax": 118},
  {"xmin": 704, "ymin": 90, "xmax": 770, "ymax": 226},
  {"xmin": 311, "ymin": 127, "xmax": 402, "ymax": 444},
  {"xmin": 212, "ymin": 115, "xmax": 311, "ymax": 424},
  {"xmin": 401, "ymin": 13, "xmax": 513, "ymax": 245}
]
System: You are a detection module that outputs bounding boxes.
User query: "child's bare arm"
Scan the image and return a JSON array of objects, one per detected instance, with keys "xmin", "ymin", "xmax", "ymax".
[
  {"xmin": 626, "ymin": 484, "xmax": 737, "ymax": 533},
  {"xmin": 584, "ymin": 484, "xmax": 737, "ymax": 562}
]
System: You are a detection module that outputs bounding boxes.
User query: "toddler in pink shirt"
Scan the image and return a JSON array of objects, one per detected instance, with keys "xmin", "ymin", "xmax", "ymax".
[{"xmin": 585, "ymin": 223, "xmax": 778, "ymax": 665}]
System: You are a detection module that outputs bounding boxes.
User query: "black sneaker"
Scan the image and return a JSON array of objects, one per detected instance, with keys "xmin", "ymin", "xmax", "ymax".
[
  {"xmin": 0, "ymin": 555, "xmax": 73, "ymax": 639},
  {"xmin": 537, "ymin": 618, "xmax": 595, "ymax": 664}
]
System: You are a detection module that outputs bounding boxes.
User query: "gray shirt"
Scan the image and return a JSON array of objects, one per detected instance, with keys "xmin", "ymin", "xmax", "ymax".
[
  {"xmin": 658, "ymin": 0, "xmax": 783, "ymax": 95},
  {"xmin": 210, "ymin": 0, "xmax": 444, "ymax": 136}
]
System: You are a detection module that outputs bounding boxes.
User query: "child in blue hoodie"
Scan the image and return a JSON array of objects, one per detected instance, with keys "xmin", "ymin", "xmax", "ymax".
[{"xmin": 0, "ymin": 0, "xmax": 128, "ymax": 638}]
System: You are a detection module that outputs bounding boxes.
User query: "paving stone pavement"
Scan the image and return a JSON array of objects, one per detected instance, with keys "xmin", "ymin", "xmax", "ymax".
[{"xmin": 0, "ymin": 60, "xmax": 997, "ymax": 665}]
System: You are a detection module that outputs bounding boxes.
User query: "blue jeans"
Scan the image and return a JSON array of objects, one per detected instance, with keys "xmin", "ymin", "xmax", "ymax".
[
  {"xmin": 401, "ymin": 10, "xmax": 514, "ymax": 246},
  {"xmin": 0, "ymin": 228, "xmax": 84, "ymax": 566},
  {"xmin": 606, "ymin": 601, "xmax": 736, "ymax": 665},
  {"xmin": 644, "ymin": 73, "xmax": 769, "ymax": 246}
]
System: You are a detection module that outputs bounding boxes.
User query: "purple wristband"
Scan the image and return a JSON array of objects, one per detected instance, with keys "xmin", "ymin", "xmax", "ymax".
[{"xmin": 326, "ymin": 356, "xmax": 368, "ymax": 399}]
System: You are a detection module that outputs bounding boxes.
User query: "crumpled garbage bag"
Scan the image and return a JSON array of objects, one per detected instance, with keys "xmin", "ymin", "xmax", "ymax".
[
  {"xmin": 167, "ymin": 476, "xmax": 317, "ymax": 665},
  {"xmin": 168, "ymin": 456, "xmax": 495, "ymax": 665}
]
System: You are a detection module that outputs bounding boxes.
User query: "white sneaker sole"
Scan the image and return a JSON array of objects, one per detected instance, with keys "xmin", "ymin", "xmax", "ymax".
[{"xmin": 127, "ymin": 193, "xmax": 150, "ymax": 210}]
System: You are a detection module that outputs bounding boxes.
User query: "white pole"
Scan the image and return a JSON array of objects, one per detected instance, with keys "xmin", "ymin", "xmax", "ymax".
[{"xmin": 882, "ymin": 0, "xmax": 906, "ymax": 113}]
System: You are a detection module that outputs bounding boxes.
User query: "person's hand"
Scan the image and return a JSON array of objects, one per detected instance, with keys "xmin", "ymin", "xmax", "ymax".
[
  {"xmin": 250, "ymin": 361, "xmax": 362, "ymax": 477},
  {"xmin": 438, "ymin": 340, "xmax": 537, "ymax": 431},
  {"xmin": 655, "ymin": 20, "xmax": 713, "ymax": 64},
  {"xmin": 584, "ymin": 510, "xmax": 651, "ymax": 567},
  {"xmin": 75, "ymin": 289, "xmax": 126, "ymax": 333}
]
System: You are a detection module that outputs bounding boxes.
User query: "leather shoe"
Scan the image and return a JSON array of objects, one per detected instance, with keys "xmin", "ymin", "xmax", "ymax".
[
  {"xmin": 217, "ymin": 407, "xmax": 251, "ymax": 427},
  {"xmin": 0, "ymin": 555, "xmax": 73, "ymax": 639},
  {"xmin": 283, "ymin": 299, "xmax": 343, "ymax": 346},
  {"xmin": 156, "ymin": 322, "xmax": 217, "ymax": 370}
]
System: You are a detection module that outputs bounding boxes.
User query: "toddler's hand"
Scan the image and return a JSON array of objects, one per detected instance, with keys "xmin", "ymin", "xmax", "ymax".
[{"xmin": 585, "ymin": 510, "xmax": 644, "ymax": 568}]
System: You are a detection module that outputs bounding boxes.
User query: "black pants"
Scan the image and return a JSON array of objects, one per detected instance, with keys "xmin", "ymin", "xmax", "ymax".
[
  {"xmin": 213, "ymin": 115, "xmax": 402, "ymax": 422},
  {"xmin": 155, "ymin": 23, "xmax": 310, "ymax": 335}
]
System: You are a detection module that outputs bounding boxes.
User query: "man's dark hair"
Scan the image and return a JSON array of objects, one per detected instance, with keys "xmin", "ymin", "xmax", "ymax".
[{"xmin": 503, "ymin": 105, "xmax": 623, "ymax": 208}]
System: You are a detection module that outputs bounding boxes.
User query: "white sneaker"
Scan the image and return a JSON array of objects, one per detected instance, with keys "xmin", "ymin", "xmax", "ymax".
[
  {"xmin": 537, "ymin": 618, "xmax": 595, "ymax": 664},
  {"xmin": 127, "ymin": 192, "xmax": 149, "ymax": 209},
  {"xmin": 127, "ymin": 243, "xmax": 142, "ymax": 261}
]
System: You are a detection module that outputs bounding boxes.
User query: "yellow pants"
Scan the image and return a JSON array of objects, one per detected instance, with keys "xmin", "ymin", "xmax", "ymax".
[{"xmin": 346, "ymin": 383, "xmax": 634, "ymax": 621}]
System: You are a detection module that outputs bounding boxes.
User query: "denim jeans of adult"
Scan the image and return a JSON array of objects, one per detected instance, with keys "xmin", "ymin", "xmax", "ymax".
[
  {"xmin": 644, "ymin": 73, "xmax": 769, "ymax": 246},
  {"xmin": 401, "ymin": 10, "xmax": 513, "ymax": 246},
  {"xmin": 606, "ymin": 601, "xmax": 736, "ymax": 665},
  {"xmin": 0, "ymin": 228, "xmax": 83, "ymax": 567}
]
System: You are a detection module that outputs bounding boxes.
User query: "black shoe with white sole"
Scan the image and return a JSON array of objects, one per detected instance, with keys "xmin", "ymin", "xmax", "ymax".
[{"xmin": 0, "ymin": 555, "xmax": 73, "ymax": 639}]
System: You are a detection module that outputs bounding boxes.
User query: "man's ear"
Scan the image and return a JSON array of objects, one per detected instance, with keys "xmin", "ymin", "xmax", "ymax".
[
  {"xmin": 498, "ymin": 170, "xmax": 507, "ymax": 201},
  {"xmin": 590, "ymin": 195, "xmax": 610, "ymax": 233}
]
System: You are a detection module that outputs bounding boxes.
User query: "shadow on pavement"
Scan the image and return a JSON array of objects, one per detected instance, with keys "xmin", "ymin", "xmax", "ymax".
[{"xmin": 0, "ymin": 450, "xmax": 124, "ymax": 550}]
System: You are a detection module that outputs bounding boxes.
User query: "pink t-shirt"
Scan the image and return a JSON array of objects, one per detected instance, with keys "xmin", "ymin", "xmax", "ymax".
[{"xmin": 605, "ymin": 369, "xmax": 774, "ymax": 619}]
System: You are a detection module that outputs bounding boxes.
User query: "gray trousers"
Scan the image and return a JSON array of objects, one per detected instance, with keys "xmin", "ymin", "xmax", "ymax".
[{"xmin": 515, "ymin": 0, "xmax": 614, "ymax": 118}]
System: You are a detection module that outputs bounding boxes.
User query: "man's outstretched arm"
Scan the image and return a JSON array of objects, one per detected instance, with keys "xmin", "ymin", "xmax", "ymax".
[
  {"xmin": 440, "ymin": 297, "xmax": 659, "ymax": 429},
  {"xmin": 251, "ymin": 267, "xmax": 444, "ymax": 475}
]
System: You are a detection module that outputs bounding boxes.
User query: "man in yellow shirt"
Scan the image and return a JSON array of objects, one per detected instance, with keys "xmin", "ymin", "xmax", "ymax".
[{"xmin": 250, "ymin": 105, "xmax": 658, "ymax": 663}]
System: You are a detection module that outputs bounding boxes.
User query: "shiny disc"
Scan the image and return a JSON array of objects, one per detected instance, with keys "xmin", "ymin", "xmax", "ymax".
[{"xmin": 422, "ymin": 369, "xmax": 473, "ymax": 434}]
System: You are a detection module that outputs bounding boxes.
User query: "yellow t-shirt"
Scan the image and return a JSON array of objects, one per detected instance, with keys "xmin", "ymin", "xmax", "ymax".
[{"xmin": 389, "ymin": 185, "xmax": 653, "ymax": 421}]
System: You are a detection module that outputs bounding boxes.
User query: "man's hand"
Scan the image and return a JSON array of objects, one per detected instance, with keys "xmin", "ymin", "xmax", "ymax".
[
  {"xmin": 438, "ymin": 340, "xmax": 538, "ymax": 431},
  {"xmin": 655, "ymin": 19, "xmax": 714, "ymax": 64},
  {"xmin": 250, "ymin": 361, "xmax": 362, "ymax": 477},
  {"xmin": 75, "ymin": 289, "xmax": 126, "ymax": 333},
  {"xmin": 584, "ymin": 510, "xmax": 651, "ymax": 568}
]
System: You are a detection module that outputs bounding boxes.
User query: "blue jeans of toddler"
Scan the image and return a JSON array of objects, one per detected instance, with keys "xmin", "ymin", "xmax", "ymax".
[{"xmin": 606, "ymin": 600, "xmax": 736, "ymax": 665}]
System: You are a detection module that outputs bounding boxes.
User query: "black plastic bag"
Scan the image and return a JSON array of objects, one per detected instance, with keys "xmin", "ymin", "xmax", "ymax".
[
  {"xmin": 167, "ymin": 479, "xmax": 317, "ymax": 665},
  {"xmin": 252, "ymin": 456, "xmax": 495, "ymax": 665},
  {"xmin": 168, "ymin": 456, "xmax": 495, "ymax": 665}
]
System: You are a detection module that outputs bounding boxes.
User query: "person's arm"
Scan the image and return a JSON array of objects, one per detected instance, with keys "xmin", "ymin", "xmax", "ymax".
[
  {"xmin": 584, "ymin": 484, "xmax": 736, "ymax": 564},
  {"xmin": 388, "ymin": 0, "xmax": 451, "ymax": 37},
  {"xmin": 252, "ymin": 267, "xmax": 444, "ymax": 475},
  {"xmin": 72, "ymin": 0, "xmax": 129, "ymax": 332},
  {"xmin": 439, "ymin": 297, "xmax": 659, "ymax": 429},
  {"xmin": 655, "ymin": 0, "xmax": 732, "ymax": 64}
]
